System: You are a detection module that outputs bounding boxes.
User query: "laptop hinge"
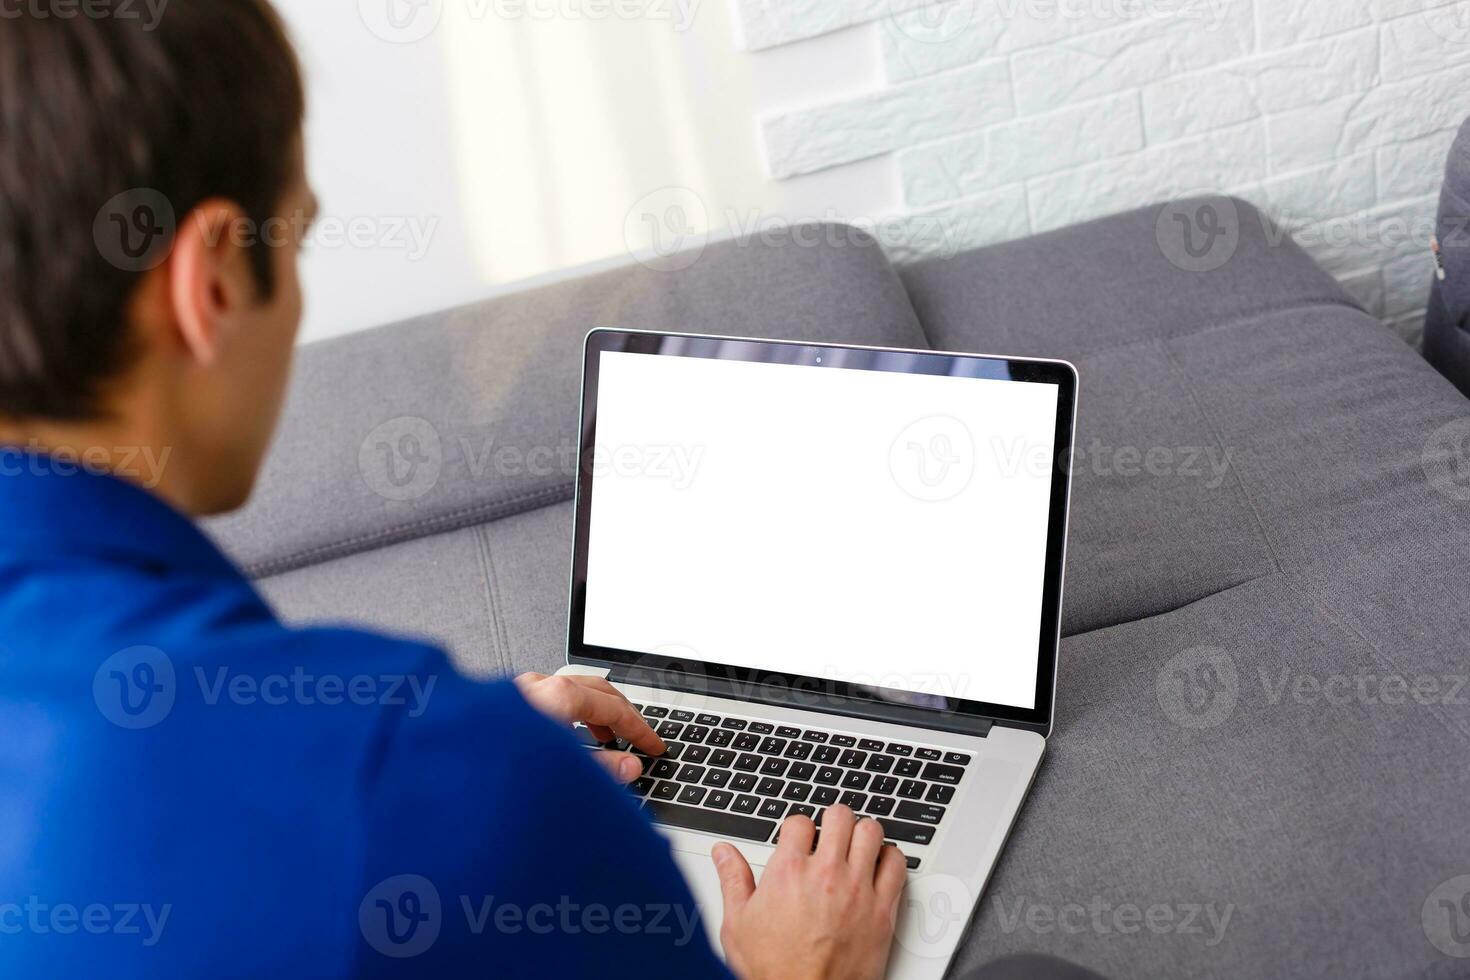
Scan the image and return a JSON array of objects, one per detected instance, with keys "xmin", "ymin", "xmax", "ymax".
[{"xmin": 605, "ymin": 664, "xmax": 993, "ymax": 738}]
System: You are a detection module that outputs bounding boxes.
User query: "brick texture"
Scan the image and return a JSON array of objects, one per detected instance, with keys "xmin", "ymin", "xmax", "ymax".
[{"xmin": 750, "ymin": 0, "xmax": 1470, "ymax": 345}]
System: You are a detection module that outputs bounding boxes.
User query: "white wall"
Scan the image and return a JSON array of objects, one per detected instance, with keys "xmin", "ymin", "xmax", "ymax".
[{"xmin": 279, "ymin": 0, "xmax": 1470, "ymax": 346}]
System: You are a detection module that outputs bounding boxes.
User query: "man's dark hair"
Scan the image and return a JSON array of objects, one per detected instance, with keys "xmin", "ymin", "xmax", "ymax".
[{"xmin": 0, "ymin": 0, "xmax": 305, "ymax": 420}]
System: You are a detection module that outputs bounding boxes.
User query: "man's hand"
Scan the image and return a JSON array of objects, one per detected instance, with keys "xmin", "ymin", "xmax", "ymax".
[
  {"xmin": 515, "ymin": 672, "xmax": 666, "ymax": 784},
  {"xmin": 714, "ymin": 805, "xmax": 907, "ymax": 980}
]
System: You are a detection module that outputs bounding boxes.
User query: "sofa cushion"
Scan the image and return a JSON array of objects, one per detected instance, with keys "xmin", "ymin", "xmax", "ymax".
[
  {"xmin": 206, "ymin": 225, "xmax": 928, "ymax": 578},
  {"xmin": 898, "ymin": 199, "xmax": 1377, "ymax": 635}
]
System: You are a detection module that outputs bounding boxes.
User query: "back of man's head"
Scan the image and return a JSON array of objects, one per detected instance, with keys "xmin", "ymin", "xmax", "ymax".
[{"xmin": 0, "ymin": 0, "xmax": 305, "ymax": 422}]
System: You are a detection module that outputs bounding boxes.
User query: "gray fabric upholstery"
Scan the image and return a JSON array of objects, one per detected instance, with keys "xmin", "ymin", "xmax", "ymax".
[{"xmin": 210, "ymin": 203, "xmax": 1470, "ymax": 979}]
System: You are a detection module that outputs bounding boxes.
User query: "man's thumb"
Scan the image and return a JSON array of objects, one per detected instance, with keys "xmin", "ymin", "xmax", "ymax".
[{"xmin": 712, "ymin": 843, "xmax": 755, "ymax": 911}]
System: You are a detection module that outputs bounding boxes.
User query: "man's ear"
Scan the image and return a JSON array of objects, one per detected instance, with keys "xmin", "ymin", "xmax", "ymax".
[{"xmin": 166, "ymin": 200, "xmax": 254, "ymax": 368}]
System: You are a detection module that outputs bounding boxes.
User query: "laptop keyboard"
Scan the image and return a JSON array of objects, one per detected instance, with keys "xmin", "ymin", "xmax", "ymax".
[{"xmin": 577, "ymin": 703, "xmax": 973, "ymax": 871}]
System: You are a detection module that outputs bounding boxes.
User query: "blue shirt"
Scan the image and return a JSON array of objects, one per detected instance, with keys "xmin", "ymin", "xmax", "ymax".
[{"xmin": 0, "ymin": 457, "xmax": 732, "ymax": 978}]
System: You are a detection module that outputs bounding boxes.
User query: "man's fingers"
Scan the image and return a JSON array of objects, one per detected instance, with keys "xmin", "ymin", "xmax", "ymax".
[
  {"xmin": 816, "ymin": 804, "xmax": 855, "ymax": 861},
  {"xmin": 874, "ymin": 844, "xmax": 908, "ymax": 909},
  {"xmin": 595, "ymin": 750, "xmax": 644, "ymax": 784},
  {"xmin": 524, "ymin": 676, "xmax": 666, "ymax": 755},
  {"xmin": 774, "ymin": 814, "xmax": 815, "ymax": 858},
  {"xmin": 847, "ymin": 816, "xmax": 886, "ymax": 871},
  {"xmin": 712, "ymin": 843, "xmax": 756, "ymax": 915}
]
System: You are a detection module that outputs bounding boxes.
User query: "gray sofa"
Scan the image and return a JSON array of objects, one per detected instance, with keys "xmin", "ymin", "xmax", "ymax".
[{"xmin": 208, "ymin": 199, "xmax": 1470, "ymax": 979}]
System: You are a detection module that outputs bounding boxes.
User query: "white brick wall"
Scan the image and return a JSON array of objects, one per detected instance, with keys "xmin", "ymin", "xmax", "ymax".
[{"xmin": 752, "ymin": 0, "xmax": 1470, "ymax": 345}]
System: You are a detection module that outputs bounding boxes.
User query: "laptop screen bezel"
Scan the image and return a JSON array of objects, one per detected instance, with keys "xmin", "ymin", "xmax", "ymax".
[{"xmin": 567, "ymin": 329, "xmax": 1076, "ymax": 734}]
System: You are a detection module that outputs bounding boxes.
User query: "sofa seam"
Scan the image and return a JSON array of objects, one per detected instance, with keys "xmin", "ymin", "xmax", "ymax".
[
  {"xmin": 472, "ymin": 523, "xmax": 511, "ymax": 676},
  {"xmin": 245, "ymin": 482, "xmax": 576, "ymax": 578},
  {"xmin": 1158, "ymin": 335, "xmax": 1286, "ymax": 577},
  {"xmin": 1061, "ymin": 571, "xmax": 1276, "ymax": 640}
]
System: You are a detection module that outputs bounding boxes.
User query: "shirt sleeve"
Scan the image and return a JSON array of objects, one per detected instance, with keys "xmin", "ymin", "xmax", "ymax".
[{"xmin": 350, "ymin": 646, "xmax": 735, "ymax": 979}]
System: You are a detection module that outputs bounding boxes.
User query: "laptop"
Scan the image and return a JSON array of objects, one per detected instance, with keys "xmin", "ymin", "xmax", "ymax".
[{"xmin": 558, "ymin": 329, "xmax": 1077, "ymax": 978}]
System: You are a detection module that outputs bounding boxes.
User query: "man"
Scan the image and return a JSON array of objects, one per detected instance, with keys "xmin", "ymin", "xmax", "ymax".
[{"xmin": 0, "ymin": 2, "xmax": 906, "ymax": 977}]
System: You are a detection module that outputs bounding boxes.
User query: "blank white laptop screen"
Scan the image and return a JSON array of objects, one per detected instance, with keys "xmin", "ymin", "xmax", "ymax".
[{"xmin": 583, "ymin": 350, "xmax": 1060, "ymax": 710}]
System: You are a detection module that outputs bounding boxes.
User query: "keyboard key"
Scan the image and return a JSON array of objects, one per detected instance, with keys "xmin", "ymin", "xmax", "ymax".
[
  {"xmin": 803, "ymin": 730, "xmax": 829, "ymax": 743},
  {"xmin": 788, "ymin": 803, "xmax": 817, "ymax": 819},
  {"xmin": 876, "ymin": 818, "xmax": 935, "ymax": 846},
  {"xmin": 731, "ymin": 773, "xmax": 757, "ymax": 792},
  {"xmin": 872, "ymin": 776, "xmax": 899, "ymax": 795},
  {"xmin": 886, "ymin": 743, "xmax": 913, "ymax": 756},
  {"xmin": 905, "ymin": 855, "xmax": 921, "ymax": 870},
  {"xmin": 921, "ymin": 762, "xmax": 965, "ymax": 785},
  {"xmin": 683, "ymin": 726, "xmax": 710, "ymax": 744},
  {"xmin": 645, "ymin": 799, "xmax": 775, "ymax": 843},
  {"xmin": 926, "ymin": 783, "xmax": 955, "ymax": 804},
  {"xmin": 838, "ymin": 750, "xmax": 867, "ymax": 768},
  {"xmin": 866, "ymin": 796, "xmax": 896, "ymax": 817},
  {"xmin": 896, "ymin": 802, "xmax": 946, "ymax": 825},
  {"xmin": 706, "ymin": 790, "xmax": 733, "ymax": 810},
  {"xmin": 722, "ymin": 718, "xmax": 748, "ymax": 730},
  {"xmin": 663, "ymin": 743, "xmax": 685, "ymax": 761},
  {"xmin": 812, "ymin": 745, "xmax": 839, "ymax": 765},
  {"xmin": 898, "ymin": 780, "xmax": 925, "ymax": 799},
  {"xmin": 732, "ymin": 794, "xmax": 759, "ymax": 814},
  {"xmin": 643, "ymin": 705, "xmax": 669, "ymax": 718},
  {"xmin": 944, "ymin": 752, "xmax": 972, "ymax": 766},
  {"xmin": 756, "ymin": 777, "xmax": 785, "ymax": 797},
  {"xmin": 814, "ymin": 766, "xmax": 842, "ymax": 785},
  {"xmin": 678, "ymin": 785, "xmax": 707, "ymax": 805},
  {"xmin": 697, "ymin": 713, "xmax": 722, "ymax": 726},
  {"xmin": 859, "ymin": 739, "xmax": 885, "ymax": 752},
  {"xmin": 749, "ymin": 722, "xmax": 775, "ymax": 735},
  {"xmin": 895, "ymin": 758, "xmax": 922, "ymax": 778},
  {"xmin": 812, "ymin": 786, "xmax": 839, "ymax": 806},
  {"xmin": 710, "ymin": 749, "xmax": 736, "ymax": 768},
  {"xmin": 841, "ymin": 771, "xmax": 871, "ymax": 791},
  {"xmin": 783, "ymin": 742, "xmax": 813, "ymax": 761},
  {"xmin": 733, "ymin": 733, "xmax": 760, "ymax": 752},
  {"xmin": 650, "ymin": 759, "xmax": 679, "ymax": 779},
  {"xmin": 707, "ymin": 729, "xmax": 734, "ymax": 748},
  {"xmin": 788, "ymin": 762, "xmax": 816, "ymax": 781},
  {"xmin": 734, "ymin": 753, "xmax": 762, "ymax": 772},
  {"xmin": 760, "ymin": 757, "xmax": 790, "ymax": 777},
  {"xmin": 837, "ymin": 792, "xmax": 867, "ymax": 811},
  {"xmin": 757, "ymin": 737, "xmax": 787, "ymax": 756},
  {"xmin": 776, "ymin": 726, "xmax": 802, "ymax": 738},
  {"xmin": 831, "ymin": 734, "xmax": 856, "ymax": 747},
  {"xmin": 757, "ymin": 799, "xmax": 788, "ymax": 820},
  {"xmin": 703, "ymin": 769, "xmax": 732, "ymax": 789},
  {"xmin": 630, "ymin": 703, "xmax": 644, "ymax": 711},
  {"xmin": 656, "ymin": 722, "xmax": 684, "ymax": 740},
  {"xmin": 670, "ymin": 710, "xmax": 694, "ymax": 722},
  {"xmin": 782, "ymin": 782, "xmax": 812, "ymax": 802},
  {"xmin": 630, "ymin": 777, "xmax": 655, "ymax": 797},
  {"xmin": 676, "ymin": 765, "xmax": 706, "ymax": 783},
  {"xmin": 652, "ymin": 781, "xmax": 679, "ymax": 801},
  {"xmin": 915, "ymin": 747, "xmax": 942, "ymax": 761},
  {"xmin": 864, "ymin": 755, "xmax": 895, "ymax": 774},
  {"xmin": 683, "ymin": 745, "xmax": 710, "ymax": 764}
]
